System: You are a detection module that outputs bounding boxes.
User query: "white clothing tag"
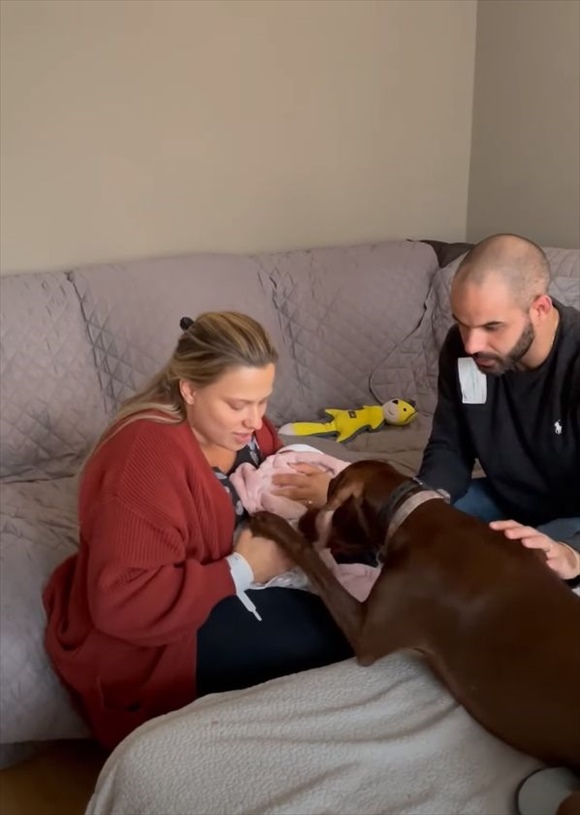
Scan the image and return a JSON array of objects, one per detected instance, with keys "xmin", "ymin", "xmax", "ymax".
[{"xmin": 457, "ymin": 357, "xmax": 487, "ymax": 404}]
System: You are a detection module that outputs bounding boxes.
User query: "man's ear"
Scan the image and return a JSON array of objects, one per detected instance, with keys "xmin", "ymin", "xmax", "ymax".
[
  {"xmin": 179, "ymin": 379, "xmax": 196, "ymax": 406},
  {"xmin": 531, "ymin": 293, "xmax": 552, "ymax": 319}
]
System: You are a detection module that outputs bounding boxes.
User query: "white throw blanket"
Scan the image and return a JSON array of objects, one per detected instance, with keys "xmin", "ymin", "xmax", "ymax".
[{"xmin": 86, "ymin": 652, "xmax": 540, "ymax": 815}]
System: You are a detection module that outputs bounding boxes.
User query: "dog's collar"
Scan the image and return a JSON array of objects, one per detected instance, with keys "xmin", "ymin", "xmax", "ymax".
[{"xmin": 377, "ymin": 477, "xmax": 446, "ymax": 549}]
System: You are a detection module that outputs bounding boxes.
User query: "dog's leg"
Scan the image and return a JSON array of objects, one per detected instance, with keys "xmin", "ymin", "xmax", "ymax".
[
  {"xmin": 251, "ymin": 511, "xmax": 366, "ymax": 648},
  {"xmin": 352, "ymin": 570, "xmax": 419, "ymax": 664},
  {"xmin": 250, "ymin": 512, "xmax": 412, "ymax": 664},
  {"xmin": 289, "ymin": 542, "xmax": 414, "ymax": 665}
]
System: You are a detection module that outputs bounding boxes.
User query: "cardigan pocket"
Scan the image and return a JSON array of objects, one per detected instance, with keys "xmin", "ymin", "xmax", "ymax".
[
  {"xmin": 90, "ymin": 643, "xmax": 172, "ymax": 746},
  {"xmin": 90, "ymin": 676, "xmax": 150, "ymax": 749}
]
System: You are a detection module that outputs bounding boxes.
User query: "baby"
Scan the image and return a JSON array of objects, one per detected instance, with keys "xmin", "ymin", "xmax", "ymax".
[{"xmin": 231, "ymin": 445, "xmax": 380, "ymax": 602}]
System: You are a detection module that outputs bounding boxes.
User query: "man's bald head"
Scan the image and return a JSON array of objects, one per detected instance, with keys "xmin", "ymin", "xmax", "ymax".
[{"xmin": 454, "ymin": 234, "xmax": 550, "ymax": 308}]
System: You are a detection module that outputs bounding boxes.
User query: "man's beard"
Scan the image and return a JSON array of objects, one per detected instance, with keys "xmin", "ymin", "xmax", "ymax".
[{"xmin": 472, "ymin": 320, "xmax": 535, "ymax": 376}]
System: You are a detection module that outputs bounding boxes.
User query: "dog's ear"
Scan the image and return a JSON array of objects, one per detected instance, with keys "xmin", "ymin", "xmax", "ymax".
[
  {"xmin": 325, "ymin": 471, "xmax": 345, "ymax": 507},
  {"xmin": 360, "ymin": 484, "xmax": 389, "ymax": 523},
  {"xmin": 325, "ymin": 468, "xmax": 365, "ymax": 511},
  {"xmin": 330, "ymin": 494, "xmax": 374, "ymax": 550},
  {"xmin": 353, "ymin": 494, "xmax": 376, "ymax": 539},
  {"xmin": 297, "ymin": 507, "xmax": 319, "ymax": 542}
]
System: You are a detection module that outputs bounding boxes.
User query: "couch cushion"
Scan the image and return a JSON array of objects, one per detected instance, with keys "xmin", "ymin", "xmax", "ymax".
[
  {"xmin": 370, "ymin": 246, "xmax": 580, "ymax": 419},
  {"xmin": 70, "ymin": 254, "xmax": 301, "ymax": 427},
  {"xmin": 344, "ymin": 415, "xmax": 434, "ymax": 475},
  {"xmin": 0, "ymin": 477, "xmax": 89, "ymax": 744},
  {"xmin": 543, "ymin": 247, "xmax": 580, "ymax": 307},
  {"xmin": 0, "ymin": 273, "xmax": 108, "ymax": 481},
  {"xmin": 426, "ymin": 245, "xmax": 580, "ymax": 357},
  {"xmin": 255, "ymin": 240, "xmax": 439, "ymax": 421},
  {"xmin": 419, "ymin": 239, "xmax": 473, "ymax": 268}
]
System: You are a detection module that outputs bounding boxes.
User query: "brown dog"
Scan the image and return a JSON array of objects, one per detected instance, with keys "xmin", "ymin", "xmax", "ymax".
[{"xmin": 250, "ymin": 459, "xmax": 580, "ymax": 808}]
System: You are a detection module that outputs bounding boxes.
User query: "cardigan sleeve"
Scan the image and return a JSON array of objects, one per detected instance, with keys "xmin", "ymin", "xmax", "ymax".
[
  {"xmin": 86, "ymin": 498, "xmax": 235, "ymax": 648},
  {"xmin": 80, "ymin": 416, "xmax": 281, "ymax": 648}
]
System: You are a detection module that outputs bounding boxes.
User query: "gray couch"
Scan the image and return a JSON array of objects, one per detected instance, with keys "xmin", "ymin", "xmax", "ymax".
[{"xmin": 1, "ymin": 239, "xmax": 578, "ymax": 767}]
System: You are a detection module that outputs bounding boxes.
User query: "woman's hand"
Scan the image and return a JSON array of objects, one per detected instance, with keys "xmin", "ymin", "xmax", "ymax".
[
  {"xmin": 234, "ymin": 528, "xmax": 293, "ymax": 583},
  {"xmin": 490, "ymin": 520, "xmax": 580, "ymax": 580},
  {"xmin": 271, "ymin": 462, "xmax": 332, "ymax": 510}
]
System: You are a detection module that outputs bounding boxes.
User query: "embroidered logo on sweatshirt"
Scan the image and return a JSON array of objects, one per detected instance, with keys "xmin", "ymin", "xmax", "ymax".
[{"xmin": 554, "ymin": 420, "xmax": 563, "ymax": 435}]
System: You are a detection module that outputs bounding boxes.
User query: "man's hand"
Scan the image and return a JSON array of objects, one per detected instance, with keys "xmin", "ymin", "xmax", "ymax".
[
  {"xmin": 271, "ymin": 462, "xmax": 332, "ymax": 510},
  {"xmin": 490, "ymin": 520, "xmax": 580, "ymax": 580}
]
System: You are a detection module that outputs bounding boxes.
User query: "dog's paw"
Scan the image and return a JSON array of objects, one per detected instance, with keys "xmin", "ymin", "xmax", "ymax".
[{"xmin": 250, "ymin": 511, "xmax": 306, "ymax": 555}]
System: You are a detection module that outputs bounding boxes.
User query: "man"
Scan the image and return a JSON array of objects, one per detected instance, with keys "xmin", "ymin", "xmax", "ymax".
[{"xmin": 418, "ymin": 233, "xmax": 580, "ymax": 581}]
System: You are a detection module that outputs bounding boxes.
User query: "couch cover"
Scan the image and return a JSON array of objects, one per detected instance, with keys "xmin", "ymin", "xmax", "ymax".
[{"xmin": 0, "ymin": 240, "xmax": 578, "ymax": 769}]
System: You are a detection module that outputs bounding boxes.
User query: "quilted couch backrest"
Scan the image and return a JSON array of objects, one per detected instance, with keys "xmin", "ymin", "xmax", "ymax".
[
  {"xmin": 71, "ymin": 242, "xmax": 439, "ymax": 426},
  {"xmin": 70, "ymin": 253, "xmax": 302, "ymax": 426},
  {"xmin": 425, "ymin": 246, "xmax": 580, "ymax": 353},
  {"xmin": 254, "ymin": 240, "xmax": 439, "ymax": 421},
  {"xmin": 370, "ymin": 246, "xmax": 580, "ymax": 418},
  {"xmin": 0, "ymin": 272, "xmax": 108, "ymax": 481}
]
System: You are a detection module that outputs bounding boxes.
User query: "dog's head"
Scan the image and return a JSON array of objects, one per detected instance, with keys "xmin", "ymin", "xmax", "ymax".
[{"xmin": 298, "ymin": 459, "xmax": 405, "ymax": 557}]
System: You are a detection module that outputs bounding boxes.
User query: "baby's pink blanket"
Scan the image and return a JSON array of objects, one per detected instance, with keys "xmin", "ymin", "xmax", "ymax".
[
  {"xmin": 231, "ymin": 447, "xmax": 380, "ymax": 601},
  {"xmin": 230, "ymin": 449, "xmax": 348, "ymax": 521}
]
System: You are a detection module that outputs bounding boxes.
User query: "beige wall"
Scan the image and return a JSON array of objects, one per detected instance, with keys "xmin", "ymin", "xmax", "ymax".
[
  {"xmin": 467, "ymin": 0, "xmax": 580, "ymax": 248},
  {"xmin": 0, "ymin": 0, "xmax": 476, "ymax": 274}
]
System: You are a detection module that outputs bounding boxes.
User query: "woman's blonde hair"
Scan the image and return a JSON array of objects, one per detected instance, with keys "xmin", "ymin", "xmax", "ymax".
[{"xmin": 91, "ymin": 311, "xmax": 278, "ymax": 455}]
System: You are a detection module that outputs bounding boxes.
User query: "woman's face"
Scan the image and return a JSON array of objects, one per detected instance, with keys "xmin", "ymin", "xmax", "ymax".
[{"xmin": 181, "ymin": 364, "xmax": 276, "ymax": 451}]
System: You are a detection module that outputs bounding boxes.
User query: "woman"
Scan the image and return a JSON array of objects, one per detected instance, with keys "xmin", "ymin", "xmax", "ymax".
[{"xmin": 44, "ymin": 312, "xmax": 351, "ymax": 750}]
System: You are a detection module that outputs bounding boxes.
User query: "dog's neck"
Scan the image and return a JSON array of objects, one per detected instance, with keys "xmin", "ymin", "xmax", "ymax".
[{"xmin": 377, "ymin": 478, "xmax": 445, "ymax": 553}]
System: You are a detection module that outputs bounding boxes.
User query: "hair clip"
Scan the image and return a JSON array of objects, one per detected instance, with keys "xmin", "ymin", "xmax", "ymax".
[{"xmin": 179, "ymin": 317, "xmax": 195, "ymax": 331}]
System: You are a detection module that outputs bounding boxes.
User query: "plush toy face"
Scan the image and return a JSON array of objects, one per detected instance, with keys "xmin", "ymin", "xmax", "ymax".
[{"xmin": 383, "ymin": 399, "xmax": 417, "ymax": 425}]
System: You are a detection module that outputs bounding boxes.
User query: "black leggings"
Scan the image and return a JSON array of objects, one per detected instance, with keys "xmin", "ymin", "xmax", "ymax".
[{"xmin": 196, "ymin": 588, "xmax": 352, "ymax": 697}]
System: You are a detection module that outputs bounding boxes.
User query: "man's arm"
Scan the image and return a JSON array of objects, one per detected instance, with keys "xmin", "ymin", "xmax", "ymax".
[{"xmin": 418, "ymin": 330, "xmax": 476, "ymax": 501}]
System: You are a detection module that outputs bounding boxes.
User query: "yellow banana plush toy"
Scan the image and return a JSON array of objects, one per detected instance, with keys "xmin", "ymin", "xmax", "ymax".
[{"xmin": 279, "ymin": 398, "xmax": 417, "ymax": 444}]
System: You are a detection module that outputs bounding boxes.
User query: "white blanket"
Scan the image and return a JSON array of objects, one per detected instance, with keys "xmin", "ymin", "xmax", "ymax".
[{"xmin": 86, "ymin": 652, "xmax": 540, "ymax": 815}]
